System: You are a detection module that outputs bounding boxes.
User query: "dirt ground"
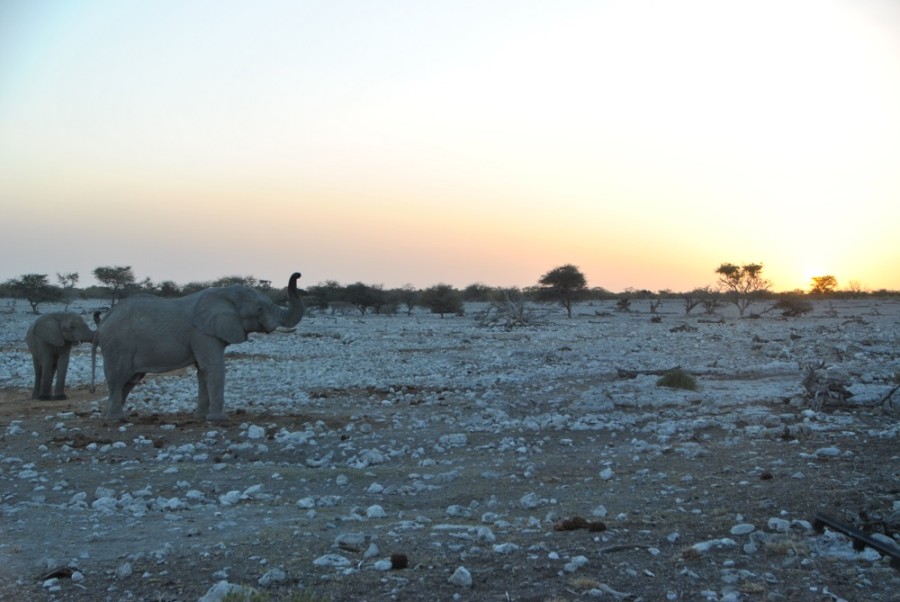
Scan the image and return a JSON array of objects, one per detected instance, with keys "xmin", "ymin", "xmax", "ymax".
[{"xmin": 1, "ymin": 378, "xmax": 899, "ymax": 602}]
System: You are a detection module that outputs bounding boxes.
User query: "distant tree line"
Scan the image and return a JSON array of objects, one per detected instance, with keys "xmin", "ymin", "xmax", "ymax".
[{"xmin": 0, "ymin": 263, "xmax": 893, "ymax": 316}]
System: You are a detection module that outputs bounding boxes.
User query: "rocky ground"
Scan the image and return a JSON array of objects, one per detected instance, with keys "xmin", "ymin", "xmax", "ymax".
[{"xmin": 1, "ymin": 297, "xmax": 899, "ymax": 601}]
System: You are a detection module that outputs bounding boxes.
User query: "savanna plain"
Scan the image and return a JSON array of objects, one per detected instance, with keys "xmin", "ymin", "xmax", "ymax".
[{"xmin": 1, "ymin": 296, "xmax": 899, "ymax": 602}]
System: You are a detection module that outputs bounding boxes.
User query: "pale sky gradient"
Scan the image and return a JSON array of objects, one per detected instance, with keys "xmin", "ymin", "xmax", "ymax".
[{"xmin": 2, "ymin": 0, "xmax": 899, "ymax": 292}]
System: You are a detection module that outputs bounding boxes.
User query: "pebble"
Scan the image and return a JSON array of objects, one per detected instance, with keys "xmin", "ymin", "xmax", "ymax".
[
  {"xmin": 313, "ymin": 554, "xmax": 351, "ymax": 568},
  {"xmin": 814, "ymin": 447, "xmax": 841, "ymax": 458},
  {"xmin": 730, "ymin": 523, "xmax": 755, "ymax": 535},
  {"xmin": 448, "ymin": 566, "xmax": 473, "ymax": 587}
]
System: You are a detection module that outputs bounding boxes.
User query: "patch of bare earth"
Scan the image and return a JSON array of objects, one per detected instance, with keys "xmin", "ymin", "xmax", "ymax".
[{"xmin": 1, "ymin": 388, "xmax": 898, "ymax": 602}]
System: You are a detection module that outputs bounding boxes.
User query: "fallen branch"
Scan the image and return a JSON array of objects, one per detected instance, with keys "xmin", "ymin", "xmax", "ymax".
[
  {"xmin": 880, "ymin": 384, "xmax": 900, "ymax": 409},
  {"xmin": 596, "ymin": 543, "xmax": 654, "ymax": 554}
]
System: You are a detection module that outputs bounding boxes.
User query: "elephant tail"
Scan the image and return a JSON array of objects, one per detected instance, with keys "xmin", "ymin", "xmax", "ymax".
[{"xmin": 90, "ymin": 311, "xmax": 102, "ymax": 394}]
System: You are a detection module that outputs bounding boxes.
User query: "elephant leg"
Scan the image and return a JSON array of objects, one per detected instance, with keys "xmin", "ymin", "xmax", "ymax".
[
  {"xmin": 31, "ymin": 354, "xmax": 41, "ymax": 399},
  {"xmin": 105, "ymin": 373, "xmax": 144, "ymax": 420},
  {"xmin": 195, "ymin": 367, "xmax": 210, "ymax": 419},
  {"xmin": 52, "ymin": 347, "xmax": 71, "ymax": 400},
  {"xmin": 196, "ymin": 354, "xmax": 227, "ymax": 422},
  {"xmin": 38, "ymin": 351, "xmax": 57, "ymax": 400}
]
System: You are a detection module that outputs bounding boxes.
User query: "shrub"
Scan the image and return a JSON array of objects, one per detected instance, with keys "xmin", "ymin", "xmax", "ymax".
[
  {"xmin": 773, "ymin": 296, "xmax": 813, "ymax": 317},
  {"xmin": 656, "ymin": 369, "xmax": 698, "ymax": 391}
]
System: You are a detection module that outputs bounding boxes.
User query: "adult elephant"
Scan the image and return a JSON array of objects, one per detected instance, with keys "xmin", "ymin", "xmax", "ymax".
[
  {"xmin": 93, "ymin": 272, "xmax": 305, "ymax": 422},
  {"xmin": 26, "ymin": 312, "xmax": 97, "ymax": 400}
]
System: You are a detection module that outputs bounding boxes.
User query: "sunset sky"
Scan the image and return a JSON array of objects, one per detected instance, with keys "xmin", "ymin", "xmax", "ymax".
[{"xmin": 2, "ymin": 0, "xmax": 899, "ymax": 293}]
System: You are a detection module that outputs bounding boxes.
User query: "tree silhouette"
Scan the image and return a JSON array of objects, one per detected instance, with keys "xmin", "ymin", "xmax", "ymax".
[
  {"xmin": 93, "ymin": 266, "xmax": 135, "ymax": 306},
  {"xmin": 419, "ymin": 284, "xmax": 463, "ymax": 318},
  {"xmin": 715, "ymin": 262, "xmax": 770, "ymax": 317},
  {"xmin": 810, "ymin": 275, "xmax": 838, "ymax": 295},
  {"xmin": 536, "ymin": 264, "xmax": 588, "ymax": 318},
  {"xmin": 6, "ymin": 274, "xmax": 63, "ymax": 314}
]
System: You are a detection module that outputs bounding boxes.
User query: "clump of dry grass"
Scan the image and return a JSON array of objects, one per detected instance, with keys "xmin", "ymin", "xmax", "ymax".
[{"xmin": 656, "ymin": 368, "xmax": 698, "ymax": 391}]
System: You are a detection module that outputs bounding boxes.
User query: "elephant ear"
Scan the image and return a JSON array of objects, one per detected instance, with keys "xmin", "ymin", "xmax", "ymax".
[
  {"xmin": 194, "ymin": 291, "xmax": 247, "ymax": 344},
  {"xmin": 37, "ymin": 316, "xmax": 66, "ymax": 347}
]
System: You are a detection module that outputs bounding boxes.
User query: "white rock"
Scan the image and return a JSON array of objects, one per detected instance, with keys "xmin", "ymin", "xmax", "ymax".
[
  {"xmin": 219, "ymin": 491, "xmax": 242, "ymax": 505},
  {"xmin": 366, "ymin": 504, "xmax": 387, "ymax": 518},
  {"xmin": 519, "ymin": 492, "xmax": 543, "ymax": 509},
  {"xmin": 730, "ymin": 523, "xmax": 755, "ymax": 535},
  {"xmin": 258, "ymin": 568, "xmax": 287, "ymax": 587},
  {"xmin": 313, "ymin": 554, "xmax": 351, "ymax": 568},
  {"xmin": 690, "ymin": 538, "xmax": 737, "ymax": 553},
  {"xmin": 564, "ymin": 555, "xmax": 589, "ymax": 572},
  {"xmin": 246, "ymin": 425, "xmax": 266, "ymax": 439},
  {"xmin": 448, "ymin": 566, "xmax": 473, "ymax": 587},
  {"xmin": 492, "ymin": 542, "xmax": 520, "ymax": 554},
  {"xmin": 438, "ymin": 433, "xmax": 468, "ymax": 447},
  {"xmin": 115, "ymin": 562, "xmax": 132, "ymax": 579},
  {"xmin": 198, "ymin": 580, "xmax": 248, "ymax": 602}
]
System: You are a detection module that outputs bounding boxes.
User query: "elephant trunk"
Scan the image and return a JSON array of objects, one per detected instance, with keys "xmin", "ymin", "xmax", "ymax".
[{"xmin": 277, "ymin": 272, "xmax": 305, "ymax": 328}]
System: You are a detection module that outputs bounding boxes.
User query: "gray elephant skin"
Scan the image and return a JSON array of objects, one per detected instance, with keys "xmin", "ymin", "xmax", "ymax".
[
  {"xmin": 93, "ymin": 272, "xmax": 304, "ymax": 422},
  {"xmin": 26, "ymin": 312, "xmax": 97, "ymax": 400}
]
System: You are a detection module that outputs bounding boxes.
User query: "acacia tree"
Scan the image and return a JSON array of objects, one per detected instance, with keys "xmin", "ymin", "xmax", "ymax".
[
  {"xmin": 419, "ymin": 284, "xmax": 463, "ymax": 318},
  {"xmin": 396, "ymin": 284, "xmax": 418, "ymax": 316},
  {"xmin": 715, "ymin": 262, "xmax": 770, "ymax": 317},
  {"xmin": 6, "ymin": 274, "xmax": 63, "ymax": 314},
  {"xmin": 93, "ymin": 266, "xmax": 136, "ymax": 306},
  {"xmin": 810, "ymin": 275, "xmax": 838, "ymax": 295},
  {"xmin": 536, "ymin": 264, "xmax": 588, "ymax": 318},
  {"xmin": 345, "ymin": 282, "xmax": 385, "ymax": 315},
  {"xmin": 56, "ymin": 272, "xmax": 79, "ymax": 310}
]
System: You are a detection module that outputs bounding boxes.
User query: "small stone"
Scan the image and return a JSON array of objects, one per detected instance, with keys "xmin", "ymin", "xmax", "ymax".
[
  {"xmin": 258, "ymin": 568, "xmax": 287, "ymax": 588},
  {"xmin": 115, "ymin": 562, "xmax": 132, "ymax": 579},
  {"xmin": 246, "ymin": 425, "xmax": 265, "ymax": 439},
  {"xmin": 519, "ymin": 492, "xmax": 543, "ymax": 509},
  {"xmin": 492, "ymin": 542, "xmax": 520, "ymax": 554},
  {"xmin": 313, "ymin": 554, "xmax": 350, "ymax": 568},
  {"xmin": 814, "ymin": 447, "xmax": 840, "ymax": 458},
  {"xmin": 690, "ymin": 538, "xmax": 737, "ymax": 553},
  {"xmin": 730, "ymin": 523, "xmax": 756, "ymax": 536},
  {"xmin": 198, "ymin": 581, "xmax": 246, "ymax": 602},
  {"xmin": 448, "ymin": 566, "xmax": 473, "ymax": 587},
  {"xmin": 366, "ymin": 504, "xmax": 387, "ymax": 518}
]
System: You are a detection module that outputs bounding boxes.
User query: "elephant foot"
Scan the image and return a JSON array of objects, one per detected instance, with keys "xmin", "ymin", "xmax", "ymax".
[
  {"xmin": 103, "ymin": 408, "xmax": 126, "ymax": 421},
  {"xmin": 52, "ymin": 394, "xmax": 68, "ymax": 401},
  {"xmin": 38, "ymin": 394, "xmax": 53, "ymax": 401},
  {"xmin": 206, "ymin": 412, "xmax": 228, "ymax": 423}
]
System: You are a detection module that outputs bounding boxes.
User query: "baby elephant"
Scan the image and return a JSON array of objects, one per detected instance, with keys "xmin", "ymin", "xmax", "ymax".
[{"xmin": 26, "ymin": 312, "xmax": 96, "ymax": 400}]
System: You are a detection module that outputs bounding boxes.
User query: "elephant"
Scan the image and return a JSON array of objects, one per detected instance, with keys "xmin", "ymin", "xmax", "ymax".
[
  {"xmin": 26, "ymin": 312, "xmax": 97, "ymax": 400},
  {"xmin": 92, "ymin": 272, "xmax": 304, "ymax": 422}
]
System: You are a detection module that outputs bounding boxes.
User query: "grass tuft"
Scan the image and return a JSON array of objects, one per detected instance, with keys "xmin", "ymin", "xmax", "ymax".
[{"xmin": 656, "ymin": 369, "xmax": 698, "ymax": 391}]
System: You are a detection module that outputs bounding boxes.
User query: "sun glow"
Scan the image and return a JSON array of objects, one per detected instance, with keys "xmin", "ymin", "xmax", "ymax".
[{"xmin": 1, "ymin": 1, "xmax": 899, "ymax": 291}]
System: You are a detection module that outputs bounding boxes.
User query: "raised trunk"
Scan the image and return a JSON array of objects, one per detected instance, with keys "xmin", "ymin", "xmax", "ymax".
[{"xmin": 277, "ymin": 272, "xmax": 305, "ymax": 327}]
